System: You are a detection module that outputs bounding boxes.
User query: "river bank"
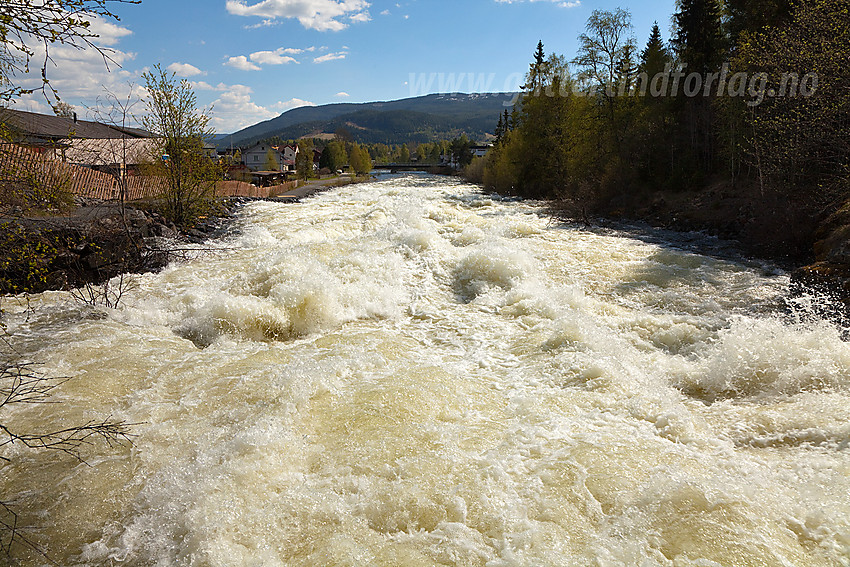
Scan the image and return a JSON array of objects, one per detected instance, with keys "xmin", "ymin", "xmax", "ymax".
[
  {"xmin": 538, "ymin": 177, "xmax": 850, "ymax": 319},
  {"xmin": 0, "ymin": 175, "xmax": 367, "ymax": 295}
]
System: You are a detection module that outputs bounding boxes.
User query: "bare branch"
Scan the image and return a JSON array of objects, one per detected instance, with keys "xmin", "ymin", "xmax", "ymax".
[
  {"xmin": 0, "ymin": 0, "xmax": 141, "ymax": 102},
  {"xmin": 0, "ymin": 356, "xmax": 136, "ymax": 561}
]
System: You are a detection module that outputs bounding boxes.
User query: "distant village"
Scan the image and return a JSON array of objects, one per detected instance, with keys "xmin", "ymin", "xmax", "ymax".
[{"xmin": 0, "ymin": 108, "xmax": 493, "ymax": 192}]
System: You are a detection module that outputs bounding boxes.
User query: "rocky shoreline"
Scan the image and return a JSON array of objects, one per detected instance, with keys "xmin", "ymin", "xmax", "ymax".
[
  {"xmin": 0, "ymin": 177, "xmax": 361, "ymax": 295},
  {"xmin": 0, "ymin": 198, "xmax": 244, "ymax": 295}
]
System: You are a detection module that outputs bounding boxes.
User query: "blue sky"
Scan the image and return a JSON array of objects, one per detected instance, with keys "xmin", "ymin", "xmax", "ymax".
[{"xmin": 11, "ymin": 0, "xmax": 677, "ymax": 134}]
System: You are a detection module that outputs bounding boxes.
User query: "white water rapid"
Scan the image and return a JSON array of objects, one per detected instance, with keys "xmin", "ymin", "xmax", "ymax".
[{"xmin": 2, "ymin": 174, "xmax": 850, "ymax": 566}]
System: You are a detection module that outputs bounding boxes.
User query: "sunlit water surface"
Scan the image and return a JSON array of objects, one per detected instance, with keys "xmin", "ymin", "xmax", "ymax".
[{"xmin": 3, "ymin": 174, "xmax": 850, "ymax": 566}]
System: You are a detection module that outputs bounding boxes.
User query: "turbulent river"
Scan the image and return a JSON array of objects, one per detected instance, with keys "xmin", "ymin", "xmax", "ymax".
[{"xmin": 3, "ymin": 174, "xmax": 850, "ymax": 566}]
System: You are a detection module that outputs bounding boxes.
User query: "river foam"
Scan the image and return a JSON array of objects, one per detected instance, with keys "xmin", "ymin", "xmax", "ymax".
[{"xmin": 2, "ymin": 173, "xmax": 849, "ymax": 566}]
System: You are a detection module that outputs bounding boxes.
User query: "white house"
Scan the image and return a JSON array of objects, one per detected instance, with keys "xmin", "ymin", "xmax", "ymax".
[
  {"xmin": 282, "ymin": 144, "xmax": 298, "ymax": 163},
  {"xmin": 242, "ymin": 143, "xmax": 299, "ymax": 172},
  {"xmin": 243, "ymin": 143, "xmax": 284, "ymax": 172},
  {"xmin": 470, "ymin": 144, "xmax": 492, "ymax": 158}
]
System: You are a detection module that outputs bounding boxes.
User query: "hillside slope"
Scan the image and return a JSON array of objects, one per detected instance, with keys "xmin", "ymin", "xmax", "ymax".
[{"xmin": 220, "ymin": 93, "xmax": 516, "ymax": 147}]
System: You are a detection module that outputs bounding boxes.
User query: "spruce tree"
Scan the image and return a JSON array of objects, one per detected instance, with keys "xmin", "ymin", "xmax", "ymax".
[
  {"xmin": 673, "ymin": 0, "xmax": 726, "ymax": 74},
  {"xmin": 640, "ymin": 23, "xmax": 670, "ymax": 78},
  {"xmin": 726, "ymin": 0, "xmax": 793, "ymax": 44},
  {"xmin": 523, "ymin": 41, "xmax": 548, "ymax": 92},
  {"xmin": 494, "ymin": 113, "xmax": 505, "ymax": 144}
]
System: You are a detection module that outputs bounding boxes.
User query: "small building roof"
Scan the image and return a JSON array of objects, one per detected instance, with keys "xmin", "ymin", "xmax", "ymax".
[{"xmin": 0, "ymin": 108, "xmax": 153, "ymax": 145}]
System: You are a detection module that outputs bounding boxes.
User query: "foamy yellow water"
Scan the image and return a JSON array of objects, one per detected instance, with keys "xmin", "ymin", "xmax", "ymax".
[{"xmin": 2, "ymin": 174, "xmax": 849, "ymax": 566}]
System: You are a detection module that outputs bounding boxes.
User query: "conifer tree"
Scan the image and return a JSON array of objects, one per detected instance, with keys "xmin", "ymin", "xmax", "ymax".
[
  {"xmin": 523, "ymin": 41, "xmax": 548, "ymax": 93},
  {"xmin": 494, "ymin": 113, "xmax": 505, "ymax": 144},
  {"xmin": 673, "ymin": 0, "xmax": 726, "ymax": 74},
  {"xmin": 726, "ymin": 0, "xmax": 793, "ymax": 44},
  {"xmin": 640, "ymin": 22, "xmax": 671, "ymax": 78}
]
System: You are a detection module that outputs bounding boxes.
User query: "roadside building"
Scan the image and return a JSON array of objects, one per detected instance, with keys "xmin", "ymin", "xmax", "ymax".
[
  {"xmin": 242, "ymin": 143, "xmax": 299, "ymax": 172},
  {"xmin": 282, "ymin": 144, "xmax": 298, "ymax": 164},
  {"xmin": 470, "ymin": 144, "xmax": 492, "ymax": 158},
  {"xmin": 0, "ymin": 107, "xmax": 159, "ymax": 176},
  {"xmin": 242, "ymin": 143, "xmax": 284, "ymax": 172}
]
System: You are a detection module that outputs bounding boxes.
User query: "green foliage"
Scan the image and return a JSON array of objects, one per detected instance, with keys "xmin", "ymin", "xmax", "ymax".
[
  {"xmin": 735, "ymin": 0, "xmax": 850, "ymax": 204},
  {"xmin": 263, "ymin": 148, "xmax": 280, "ymax": 171},
  {"xmin": 0, "ymin": 222, "xmax": 57, "ymax": 293},
  {"xmin": 450, "ymin": 135, "xmax": 473, "ymax": 169},
  {"xmin": 523, "ymin": 41, "xmax": 550, "ymax": 93},
  {"xmin": 319, "ymin": 140, "xmax": 347, "ymax": 171},
  {"xmin": 726, "ymin": 0, "xmax": 793, "ymax": 43},
  {"xmin": 573, "ymin": 9, "xmax": 636, "ymax": 96},
  {"xmin": 477, "ymin": 0, "xmax": 848, "ymax": 255},
  {"xmin": 141, "ymin": 64, "xmax": 222, "ymax": 226},
  {"xmin": 369, "ymin": 143, "xmax": 390, "ymax": 164},
  {"xmin": 483, "ymin": 132, "xmax": 521, "ymax": 195},
  {"xmin": 348, "ymin": 142, "xmax": 372, "ymax": 175},
  {"xmin": 640, "ymin": 23, "xmax": 671, "ymax": 80},
  {"xmin": 462, "ymin": 156, "xmax": 488, "ymax": 185},
  {"xmin": 295, "ymin": 138, "xmax": 314, "ymax": 180},
  {"xmin": 394, "ymin": 143, "xmax": 410, "ymax": 163}
]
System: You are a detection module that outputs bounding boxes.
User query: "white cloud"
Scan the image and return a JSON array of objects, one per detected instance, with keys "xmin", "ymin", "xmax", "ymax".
[
  {"xmin": 380, "ymin": 9, "xmax": 390, "ymax": 15},
  {"xmin": 335, "ymin": 91, "xmax": 350, "ymax": 98},
  {"xmin": 272, "ymin": 98, "xmax": 316, "ymax": 111},
  {"xmin": 224, "ymin": 47, "xmax": 314, "ymax": 70},
  {"xmin": 224, "ymin": 55, "xmax": 262, "ymax": 71},
  {"xmin": 495, "ymin": 0, "xmax": 581, "ymax": 5},
  {"xmin": 191, "ymin": 81, "xmax": 217, "ymax": 91},
  {"xmin": 225, "ymin": 0, "xmax": 371, "ymax": 32},
  {"xmin": 209, "ymin": 83, "xmax": 277, "ymax": 132},
  {"xmin": 7, "ymin": 95, "xmax": 54, "ymax": 115},
  {"xmin": 249, "ymin": 48, "xmax": 300, "ymax": 65},
  {"xmin": 205, "ymin": 85, "xmax": 315, "ymax": 132},
  {"xmin": 349, "ymin": 11, "xmax": 371, "ymax": 23},
  {"xmin": 168, "ymin": 62, "xmax": 205, "ymax": 77},
  {"xmin": 85, "ymin": 15, "xmax": 134, "ymax": 46},
  {"xmin": 8, "ymin": 14, "xmax": 137, "ymax": 107},
  {"xmin": 314, "ymin": 51, "xmax": 347, "ymax": 63}
]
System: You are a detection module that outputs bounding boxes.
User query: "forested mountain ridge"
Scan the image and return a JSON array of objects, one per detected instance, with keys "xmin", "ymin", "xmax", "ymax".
[{"xmin": 219, "ymin": 93, "xmax": 516, "ymax": 148}]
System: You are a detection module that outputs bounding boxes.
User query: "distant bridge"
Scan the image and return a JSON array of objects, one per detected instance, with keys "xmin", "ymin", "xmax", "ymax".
[{"xmin": 373, "ymin": 163, "xmax": 452, "ymax": 173}]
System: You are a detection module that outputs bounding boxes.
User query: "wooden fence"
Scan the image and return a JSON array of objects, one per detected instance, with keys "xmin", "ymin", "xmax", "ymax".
[
  {"xmin": 1, "ymin": 143, "xmax": 118, "ymax": 199},
  {"xmin": 1, "ymin": 144, "xmax": 295, "ymax": 202}
]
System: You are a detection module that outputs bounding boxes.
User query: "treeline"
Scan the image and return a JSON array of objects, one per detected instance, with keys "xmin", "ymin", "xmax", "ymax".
[
  {"xmin": 472, "ymin": 0, "xmax": 849, "ymax": 257},
  {"xmin": 361, "ymin": 140, "xmax": 452, "ymax": 165},
  {"xmin": 265, "ymin": 137, "xmax": 460, "ymax": 173}
]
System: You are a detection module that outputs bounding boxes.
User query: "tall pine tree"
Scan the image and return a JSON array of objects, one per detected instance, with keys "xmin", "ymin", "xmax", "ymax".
[
  {"xmin": 673, "ymin": 0, "xmax": 726, "ymax": 74},
  {"xmin": 640, "ymin": 22, "xmax": 671, "ymax": 79},
  {"xmin": 726, "ymin": 0, "xmax": 793, "ymax": 44},
  {"xmin": 523, "ymin": 41, "xmax": 548, "ymax": 93},
  {"xmin": 494, "ymin": 113, "xmax": 505, "ymax": 144}
]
